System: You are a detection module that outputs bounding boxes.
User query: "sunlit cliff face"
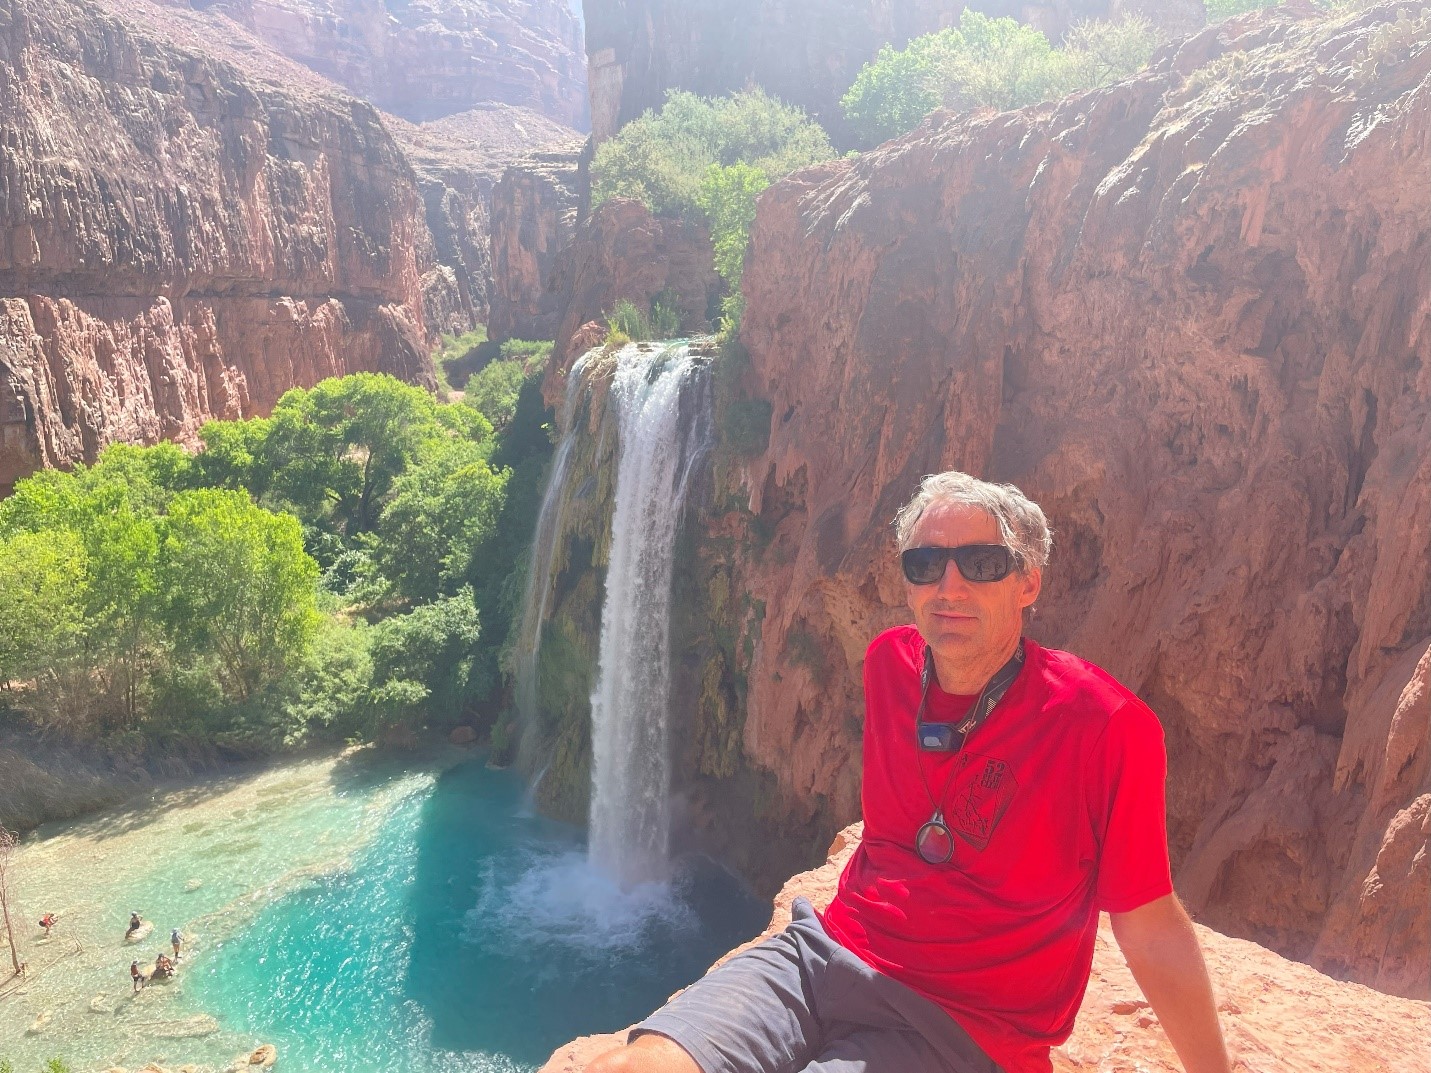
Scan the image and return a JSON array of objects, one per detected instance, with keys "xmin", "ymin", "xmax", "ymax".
[{"xmin": 903, "ymin": 503, "xmax": 1040, "ymax": 694}]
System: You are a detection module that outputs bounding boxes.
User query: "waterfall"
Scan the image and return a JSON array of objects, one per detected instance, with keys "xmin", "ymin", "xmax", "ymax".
[
  {"xmin": 513, "ymin": 357, "xmax": 587, "ymax": 773},
  {"xmin": 588, "ymin": 342, "xmax": 713, "ymax": 887}
]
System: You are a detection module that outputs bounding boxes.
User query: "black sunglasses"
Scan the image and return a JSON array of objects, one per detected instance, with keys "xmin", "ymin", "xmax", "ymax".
[{"xmin": 901, "ymin": 544, "xmax": 1015, "ymax": 585}]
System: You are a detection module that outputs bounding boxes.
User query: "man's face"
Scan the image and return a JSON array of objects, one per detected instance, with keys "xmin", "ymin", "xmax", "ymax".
[{"xmin": 904, "ymin": 503, "xmax": 1041, "ymax": 677}]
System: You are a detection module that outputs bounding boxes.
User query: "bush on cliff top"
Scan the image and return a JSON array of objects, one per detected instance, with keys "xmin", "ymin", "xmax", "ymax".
[
  {"xmin": 593, "ymin": 89, "xmax": 836, "ymax": 333},
  {"xmin": 591, "ymin": 88, "xmax": 833, "ymax": 219},
  {"xmin": 840, "ymin": 11, "xmax": 1161, "ymax": 147}
]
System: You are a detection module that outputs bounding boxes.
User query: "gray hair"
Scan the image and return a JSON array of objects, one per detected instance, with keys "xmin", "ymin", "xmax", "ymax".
[{"xmin": 894, "ymin": 471, "xmax": 1052, "ymax": 572}]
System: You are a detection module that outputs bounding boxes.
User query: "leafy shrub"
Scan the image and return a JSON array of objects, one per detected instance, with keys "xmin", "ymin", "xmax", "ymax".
[
  {"xmin": 592, "ymin": 88, "xmax": 834, "ymax": 219},
  {"xmin": 841, "ymin": 12, "xmax": 1161, "ymax": 147},
  {"xmin": 606, "ymin": 298, "xmax": 651, "ymax": 341},
  {"xmin": 1204, "ymin": 0, "xmax": 1276, "ymax": 17},
  {"xmin": 498, "ymin": 338, "xmax": 554, "ymax": 368},
  {"xmin": 464, "ymin": 359, "xmax": 527, "ymax": 431},
  {"xmin": 697, "ymin": 161, "xmax": 772, "ymax": 333},
  {"xmin": 366, "ymin": 591, "xmax": 481, "ymax": 739},
  {"xmin": 649, "ymin": 290, "xmax": 683, "ymax": 338}
]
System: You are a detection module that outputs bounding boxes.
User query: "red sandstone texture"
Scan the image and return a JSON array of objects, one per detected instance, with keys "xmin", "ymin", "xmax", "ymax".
[
  {"xmin": 719, "ymin": 3, "xmax": 1430, "ymax": 998},
  {"xmin": 0, "ymin": 0, "xmax": 437, "ymax": 491},
  {"xmin": 217, "ymin": 0, "xmax": 588, "ymax": 128},
  {"xmin": 81, "ymin": 1, "xmax": 586, "ymax": 338},
  {"xmin": 539, "ymin": 825, "xmax": 1431, "ymax": 1073},
  {"xmin": 582, "ymin": 0, "xmax": 1207, "ymax": 146},
  {"xmin": 542, "ymin": 197, "xmax": 719, "ymax": 368},
  {"xmin": 487, "ymin": 142, "xmax": 589, "ymax": 343}
]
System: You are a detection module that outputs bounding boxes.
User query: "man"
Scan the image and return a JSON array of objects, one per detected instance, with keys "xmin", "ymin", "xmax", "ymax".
[
  {"xmin": 588, "ymin": 472, "xmax": 1231, "ymax": 1073},
  {"xmin": 171, "ymin": 927, "xmax": 184, "ymax": 960}
]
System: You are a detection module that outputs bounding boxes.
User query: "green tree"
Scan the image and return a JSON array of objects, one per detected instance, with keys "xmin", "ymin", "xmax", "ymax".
[
  {"xmin": 1062, "ymin": 18, "xmax": 1162, "ymax": 89},
  {"xmin": 0, "ymin": 530, "xmax": 88, "ymax": 690},
  {"xmin": 592, "ymin": 88, "xmax": 834, "ymax": 219},
  {"xmin": 159, "ymin": 489, "xmax": 319, "ymax": 702},
  {"xmin": 258, "ymin": 374, "xmax": 465, "ymax": 537},
  {"xmin": 841, "ymin": 12, "xmax": 1162, "ymax": 147},
  {"xmin": 841, "ymin": 33, "xmax": 962, "ymax": 147},
  {"xmin": 374, "ymin": 440, "xmax": 508, "ymax": 603},
  {"xmin": 697, "ymin": 161, "xmax": 772, "ymax": 330},
  {"xmin": 464, "ymin": 359, "xmax": 527, "ymax": 431},
  {"xmin": 366, "ymin": 591, "xmax": 481, "ymax": 739}
]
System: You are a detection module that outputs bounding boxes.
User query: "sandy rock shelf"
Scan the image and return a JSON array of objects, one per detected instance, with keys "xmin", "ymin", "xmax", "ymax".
[{"xmin": 539, "ymin": 825, "xmax": 1431, "ymax": 1073}]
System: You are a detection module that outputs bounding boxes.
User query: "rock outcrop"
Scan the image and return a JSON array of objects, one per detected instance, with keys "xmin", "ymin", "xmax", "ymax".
[
  {"xmin": 487, "ymin": 142, "xmax": 589, "ymax": 342},
  {"xmin": 699, "ymin": 2, "xmax": 1431, "ymax": 997},
  {"xmin": 539, "ymin": 825, "xmax": 1431, "ymax": 1073},
  {"xmin": 392, "ymin": 108, "xmax": 586, "ymax": 334},
  {"xmin": 0, "ymin": 0, "xmax": 438, "ymax": 491},
  {"xmin": 542, "ymin": 197, "xmax": 719, "ymax": 362},
  {"xmin": 219, "ymin": 0, "xmax": 588, "ymax": 128},
  {"xmin": 583, "ymin": 0, "xmax": 1207, "ymax": 146}
]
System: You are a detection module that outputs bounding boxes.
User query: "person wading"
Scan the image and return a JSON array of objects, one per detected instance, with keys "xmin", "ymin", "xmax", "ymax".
[{"xmin": 587, "ymin": 472, "xmax": 1231, "ymax": 1073}]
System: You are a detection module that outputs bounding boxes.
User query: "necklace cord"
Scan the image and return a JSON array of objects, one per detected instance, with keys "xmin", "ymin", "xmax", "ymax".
[{"xmin": 914, "ymin": 641, "xmax": 1025, "ymax": 818}]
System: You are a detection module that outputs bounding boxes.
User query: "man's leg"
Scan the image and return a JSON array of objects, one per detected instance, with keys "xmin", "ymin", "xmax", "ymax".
[
  {"xmin": 798, "ymin": 1028, "xmax": 998, "ymax": 1073},
  {"xmin": 587, "ymin": 1032, "xmax": 702, "ymax": 1073},
  {"xmin": 590, "ymin": 899, "xmax": 840, "ymax": 1073}
]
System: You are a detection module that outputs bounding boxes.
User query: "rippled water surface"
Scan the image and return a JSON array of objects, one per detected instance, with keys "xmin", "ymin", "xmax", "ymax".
[{"xmin": 1, "ymin": 752, "xmax": 766, "ymax": 1072}]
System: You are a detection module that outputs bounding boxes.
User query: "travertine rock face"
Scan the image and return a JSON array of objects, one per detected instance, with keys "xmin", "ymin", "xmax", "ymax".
[
  {"xmin": 487, "ymin": 142, "xmax": 589, "ymax": 342},
  {"xmin": 583, "ymin": 0, "xmax": 1206, "ymax": 146},
  {"xmin": 539, "ymin": 825, "xmax": 1431, "ymax": 1073},
  {"xmin": 0, "ymin": 0, "xmax": 433, "ymax": 490},
  {"xmin": 543, "ymin": 197, "xmax": 719, "ymax": 364},
  {"xmin": 708, "ymin": 3, "xmax": 1430, "ymax": 996},
  {"xmin": 219, "ymin": 0, "xmax": 589, "ymax": 128}
]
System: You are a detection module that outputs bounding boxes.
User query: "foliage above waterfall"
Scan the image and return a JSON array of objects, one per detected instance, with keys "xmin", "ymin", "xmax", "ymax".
[
  {"xmin": 592, "ymin": 89, "xmax": 835, "ymax": 332},
  {"xmin": 591, "ymin": 88, "xmax": 834, "ymax": 218},
  {"xmin": 839, "ymin": 12, "xmax": 1162, "ymax": 147},
  {"xmin": 0, "ymin": 367, "xmax": 556, "ymax": 756}
]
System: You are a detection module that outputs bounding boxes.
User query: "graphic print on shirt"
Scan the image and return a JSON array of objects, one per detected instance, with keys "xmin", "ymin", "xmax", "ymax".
[{"xmin": 947, "ymin": 752, "xmax": 1018, "ymax": 850}]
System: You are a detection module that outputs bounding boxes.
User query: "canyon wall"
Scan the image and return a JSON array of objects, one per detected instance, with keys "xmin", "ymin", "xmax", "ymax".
[
  {"xmin": 487, "ymin": 142, "xmax": 589, "ymax": 342},
  {"xmin": 217, "ymin": 0, "xmax": 589, "ymax": 128},
  {"xmin": 0, "ymin": 0, "xmax": 434, "ymax": 491},
  {"xmin": 582, "ymin": 0, "xmax": 1206, "ymax": 146},
  {"xmin": 696, "ymin": 2, "xmax": 1430, "ymax": 997}
]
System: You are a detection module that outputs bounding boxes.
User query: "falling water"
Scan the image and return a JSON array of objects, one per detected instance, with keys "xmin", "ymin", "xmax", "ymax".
[
  {"xmin": 588, "ymin": 342, "xmax": 714, "ymax": 887},
  {"xmin": 513, "ymin": 357, "xmax": 587, "ymax": 772}
]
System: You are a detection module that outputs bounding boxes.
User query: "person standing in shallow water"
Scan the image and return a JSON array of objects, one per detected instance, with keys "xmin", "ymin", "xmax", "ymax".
[{"xmin": 587, "ymin": 472, "xmax": 1232, "ymax": 1073}]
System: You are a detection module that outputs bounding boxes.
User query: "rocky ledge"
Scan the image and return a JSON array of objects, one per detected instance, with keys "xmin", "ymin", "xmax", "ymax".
[{"xmin": 539, "ymin": 824, "xmax": 1431, "ymax": 1073}]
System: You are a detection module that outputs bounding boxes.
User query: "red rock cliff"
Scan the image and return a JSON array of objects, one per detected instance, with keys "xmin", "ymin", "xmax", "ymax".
[
  {"xmin": 222, "ymin": 0, "xmax": 588, "ymax": 128},
  {"xmin": 0, "ymin": 0, "xmax": 437, "ymax": 492},
  {"xmin": 719, "ymin": 3, "xmax": 1429, "ymax": 997}
]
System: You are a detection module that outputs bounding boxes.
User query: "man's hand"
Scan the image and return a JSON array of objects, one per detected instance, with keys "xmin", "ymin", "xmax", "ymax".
[{"xmin": 1109, "ymin": 893, "xmax": 1233, "ymax": 1073}]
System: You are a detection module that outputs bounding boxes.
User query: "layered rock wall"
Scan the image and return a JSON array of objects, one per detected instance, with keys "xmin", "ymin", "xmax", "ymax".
[
  {"xmin": 0, "ymin": 0, "xmax": 434, "ymax": 491},
  {"xmin": 487, "ymin": 143, "xmax": 589, "ymax": 342},
  {"xmin": 221, "ymin": 0, "xmax": 589, "ymax": 128},
  {"xmin": 691, "ymin": 2, "xmax": 1429, "ymax": 995},
  {"xmin": 583, "ymin": 0, "xmax": 1206, "ymax": 146}
]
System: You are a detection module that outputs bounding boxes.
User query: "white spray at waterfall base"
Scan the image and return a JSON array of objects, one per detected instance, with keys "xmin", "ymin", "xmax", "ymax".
[{"xmin": 588, "ymin": 343, "xmax": 714, "ymax": 888}]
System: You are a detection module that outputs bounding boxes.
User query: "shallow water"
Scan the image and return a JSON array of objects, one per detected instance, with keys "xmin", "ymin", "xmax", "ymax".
[{"xmin": 0, "ymin": 751, "xmax": 766, "ymax": 1072}]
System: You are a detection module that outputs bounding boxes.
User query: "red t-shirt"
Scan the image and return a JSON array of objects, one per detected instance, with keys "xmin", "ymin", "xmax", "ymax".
[{"xmin": 821, "ymin": 626, "xmax": 1173, "ymax": 1073}]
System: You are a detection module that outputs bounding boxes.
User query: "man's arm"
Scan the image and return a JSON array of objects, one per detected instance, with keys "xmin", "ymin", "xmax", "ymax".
[{"xmin": 1109, "ymin": 893, "xmax": 1233, "ymax": 1073}]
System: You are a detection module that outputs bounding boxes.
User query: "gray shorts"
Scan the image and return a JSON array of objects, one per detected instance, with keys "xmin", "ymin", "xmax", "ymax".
[{"xmin": 633, "ymin": 898, "xmax": 1002, "ymax": 1073}]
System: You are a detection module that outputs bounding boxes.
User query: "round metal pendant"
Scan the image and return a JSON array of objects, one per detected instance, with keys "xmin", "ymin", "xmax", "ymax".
[{"xmin": 916, "ymin": 813, "xmax": 955, "ymax": 864}]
